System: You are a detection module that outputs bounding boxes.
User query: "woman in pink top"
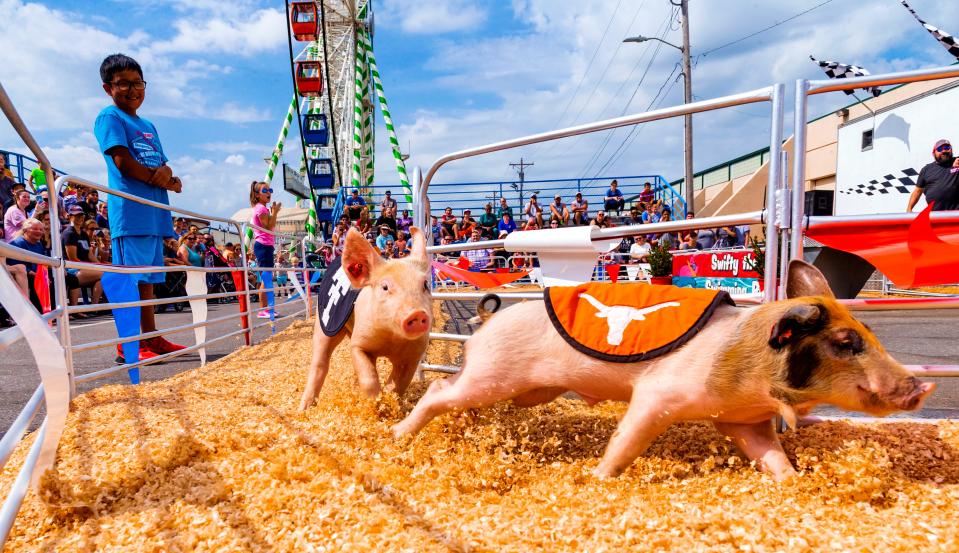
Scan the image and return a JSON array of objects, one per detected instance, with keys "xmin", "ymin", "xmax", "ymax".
[
  {"xmin": 4, "ymin": 189, "xmax": 31, "ymax": 242},
  {"xmin": 248, "ymin": 181, "xmax": 281, "ymax": 318}
]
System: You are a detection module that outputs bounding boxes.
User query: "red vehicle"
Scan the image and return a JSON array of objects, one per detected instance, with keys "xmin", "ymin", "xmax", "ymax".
[
  {"xmin": 295, "ymin": 61, "xmax": 323, "ymax": 97},
  {"xmin": 290, "ymin": 2, "xmax": 318, "ymax": 42}
]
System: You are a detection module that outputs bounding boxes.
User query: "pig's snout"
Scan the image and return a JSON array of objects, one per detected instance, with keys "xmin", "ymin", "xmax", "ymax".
[
  {"xmin": 401, "ymin": 310, "xmax": 431, "ymax": 337},
  {"xmin": 894, "ymin": 380, "xmax": 936, "ymax": 411}
]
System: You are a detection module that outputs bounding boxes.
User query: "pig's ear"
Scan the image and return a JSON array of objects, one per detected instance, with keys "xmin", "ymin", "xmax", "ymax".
[
  {"xmin": 407, "ymin": 226, "xmax": 430, "ymax": 269},
  {"xmin": 786, "ymin": 259, "xmax": 834, "ymax": 299},
  {"xmin": 768, "ymin": 303, "xmax": 827, "ymax": 349},
  {"xmin": 341, "ymin": 228, "xmax": 382, "ymax": 288}
]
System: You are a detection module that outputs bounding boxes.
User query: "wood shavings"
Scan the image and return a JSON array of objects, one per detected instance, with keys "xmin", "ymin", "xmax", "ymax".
[{"xmin": 1, "ymin": 316, "xmax": 958, "ymax": 552}]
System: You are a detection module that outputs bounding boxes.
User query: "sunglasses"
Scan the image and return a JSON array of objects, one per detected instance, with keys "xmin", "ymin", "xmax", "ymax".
[
  {"xmin": 259, "ymin": 188, "xmax": 273, "ymax": 194},
  {"xmin": 936, "ymin": 144, "xmax": 952, "ymax": 152},
  {"xmin": 186, "ymin": 236, "xmax": 197, "ymax": 241}
]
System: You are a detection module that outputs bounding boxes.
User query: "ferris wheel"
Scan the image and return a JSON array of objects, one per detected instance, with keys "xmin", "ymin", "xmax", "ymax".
[{"xmin": 267, "ymin": 1, "xmax": 410, "ymax": 242}]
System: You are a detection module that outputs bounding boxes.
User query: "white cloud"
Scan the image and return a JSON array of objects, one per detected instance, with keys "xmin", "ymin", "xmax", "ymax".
[
  {"xmin": 153, "ymin": 8, "xmax": 287, "ymax": 55},
  {"xmin": 380, "ymin": 0, "xmax": 487, "ymax": 34},
  {"xmin": 224, "ymin": 154, "xmax": 245, "ymax": 165}
]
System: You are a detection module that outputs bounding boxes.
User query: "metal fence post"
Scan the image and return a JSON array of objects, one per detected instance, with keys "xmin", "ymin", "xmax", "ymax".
[
  {"xmin": 238, "ymin": 223, "xmax": 256, "ymax": 345},
  {"xmin": 790, "ymin": 79, "xmax": 809, "ymax": 262},
  {"xmin": 49, "ymin": 181, "xmax": 75, "ymax": 397},
  {"xmin": 763, "ymin": 83, "xmax": 785, "ymax": 302}
]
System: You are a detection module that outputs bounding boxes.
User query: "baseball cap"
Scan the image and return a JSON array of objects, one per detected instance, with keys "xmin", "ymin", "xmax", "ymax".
[
  {"xmin": 464, "ymin": 209, "xmax": 471, "ymax": 213},
  {"xmin": 379, "ymin": 225, "xmax": 391, "ymax": 230},
  {"xmin": 352, "ymin": 188, "xmax": 359, "ymax": 193},
  {"xmin": 498, "ymin": 230, "xmax": 508, "ymax": 238},
  {"xmin": 934, "ymin": 139, "xmax": 951, "ymax": 153},
  {"xmin": 68, "ymin": 205, "xmax": 84, "ymax": 215}
]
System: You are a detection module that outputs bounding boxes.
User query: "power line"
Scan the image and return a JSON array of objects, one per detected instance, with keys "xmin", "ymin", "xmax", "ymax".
[
  {"xmin": 546, "ymin": 7, "xmax": 674, "ymax": 165},
  {"xmin": 538, "ymin": 0, "xmax": 628, "ymax": 135},
  {"xmin": 698, "ymin": 0, "xmax": 835, "ymax": 58}
]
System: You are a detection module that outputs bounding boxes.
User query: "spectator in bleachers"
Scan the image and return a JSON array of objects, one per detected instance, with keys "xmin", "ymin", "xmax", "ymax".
[
  {"xmin": 375, "ymin": 225, "xmax": 395, "ymax": 252},
  {"xmin": 604, "ymin": 180, "xmax": 625, "ymax": 214},
  {"xmin": 381, "ymin": 239, "xmax": 396, "ymax": 259},
  {"xmin": 464, "ymin": 229, "xmax": 492, "ymax": 270},
  {"xmin": 524, "ymin": 194, "xmax": 544, "ymax": 227},
  {"xmin": 498, "ymin": 211, "xmax": 517, "ymax": 235},
  {"xmin": 629, "ymin": 234, "xmax": 652, "ymax": 262},
  {"xmin": 395, "ymin": 230, "xmax": 409, "ymax": 258},
  {"xmin": 478, "ymin": 203, "xmax": 497, "ymax": 238},
  {"xmin": 456, "ymin": 209, "xmax": 477, "ymax": 239},
  {"xmin": 524, "ymin": 218, "xmax": 541, "ymax": 231},
  {"xmin": 173, "ymin": 217, "xmax": 187, "ymax": 237},
  {"xmin": 373, "ymin": 205, "xmax": 397, "ymax": 234},
  {"xmin": 396, "ymin": 209, "xmax": 413, "ymax": 234},
  {"xmin": 655, "ymin": 208, "xmax": 678, "ymax": 249},
  {"xmin": 641, "ymin": 201, "xmax": 660, "ymax": 224},
  {"xmin": 696, "ymin": 226, "xmax": 718, "ymax": 250},
  {"xmin": 177, "ymin": 233, "xmax": 203, "ymax": 267},
  {"xmin": 2, "ymin": 258, "xmax": 29, "ymax": 301},
  {"xmin": 589, "ymin": 210, "xmax": 611, "ymax": 228},
  {"xmin": 62, "ymin": 205, "xmax": 105, "ymax": 306},
  {"xmin": 4, "ymin": 188, "xmax": 31, "ymax": 243},
  {"xmin": 81, "ymin": 189, "xmax": 100, "ymax": 219},
  {"xmin": 546, "ymin": 219, "xmax": 558, "ymax": 230},
  {"xmin": 497, "ymin": 196, "xmax": 513, "ymax": 220},
  {"xmin": 345, "ymin": 188, "xmax": 366, "ymax": 220},
  {"xmin": 6, "ymin": 218, "xmax": 54, "ymax": 311},
  {"xmin": 0, "ymin": 155, "xmax": 16, "ymax": 212},
  {"xmin": 354, "ymin": 208, "xmax": 373, "ymax": 235},
  {"xmin": 715, "ymin": 224, "xmax": 737, "ymax": 249},
  {"xmin": 27, "ymin": 166, "xmax": 52, "ymax": 193},
  {"xmin": 638, "ymin": 182, "xmax": 655, "ymax": 205},
  {"xmin": 380, "ymin": 190, "xmax": 397, "ymax": 215},
  {"xmin": 430, "ymin": 215, "xmax": 441, "ymax": 245},
  {"xmin": 549, "ymin": 195, "xmax": 570, "ymax": 226},
  {"xmin": 96, "ymin": 202, "xmax": 109, "ymax": 229},
  {"xmin": 163, "ymin": 237, "xmax": 188, "ymax": 266},
  {"xmin": 96, "ymin": 227, "xmax": 112, "ymax": 263},
  {"xmin": 440, "ymin": 206, "xmax": 457, "ymax": 239},
  {"xmin": 570, "ymin": 192, "xmax": 588, "ymax": 225}
]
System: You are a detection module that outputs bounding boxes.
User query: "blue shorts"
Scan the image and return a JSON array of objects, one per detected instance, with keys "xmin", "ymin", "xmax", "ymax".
[
  {"xmin": 253, "ymin": 242, "xmax": 275, "ymax": 269},
  {"xmin": 112, "ymin": 236, "xmax": 165, "ymax": 284}
]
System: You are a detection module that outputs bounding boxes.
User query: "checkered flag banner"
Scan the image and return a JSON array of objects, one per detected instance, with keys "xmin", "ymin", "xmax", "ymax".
[
  {"xmin": 809, "ymin": 56, "xmax": 881, "ymax": 97},
  {"xmin": 901, "ymin": 0, "xmax": 959, "ymax": 61}
]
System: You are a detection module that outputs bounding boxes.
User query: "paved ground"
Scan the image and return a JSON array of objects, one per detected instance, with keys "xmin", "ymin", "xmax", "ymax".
[{"xmin": 2, "ymin": 301, "xmax": 958, "ymax": 437}]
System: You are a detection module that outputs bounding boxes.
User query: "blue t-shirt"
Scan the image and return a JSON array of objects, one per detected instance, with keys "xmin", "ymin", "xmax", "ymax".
[
  {"xmin": 606, "ymin": 187, "xmax": 623, "ymax": 200},
  {"xmin": 7, "ymin": 236, "xmax": 48, "ymax": 272},
  {"xmin": 497, "ymin": 218, "xmax": 517, "ymax": 234},
  {"xmin": 345, "ymin": 196, "xmax": 366, "ymax": 207},
  {"xmin": 94, "ymin": 105, "xmax": 174, "ymax": 238}
]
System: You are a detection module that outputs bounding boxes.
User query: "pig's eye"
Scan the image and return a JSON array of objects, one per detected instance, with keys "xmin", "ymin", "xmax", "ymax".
[
  {"xmin": 423, "ymin": 280, "xmax": 430, "ymax": 292},
  {"xmin": 380, "ymin": 282, "xmax": 390, "ymax": 292},
  {"xmin": 830, "ymin": 330, "xmax": 865, "ymax": 356}
]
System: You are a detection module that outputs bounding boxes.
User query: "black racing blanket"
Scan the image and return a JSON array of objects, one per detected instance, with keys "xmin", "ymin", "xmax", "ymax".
[{"xmin": 317, "ymin": 256, "xmax": 362, "ymax": 337}]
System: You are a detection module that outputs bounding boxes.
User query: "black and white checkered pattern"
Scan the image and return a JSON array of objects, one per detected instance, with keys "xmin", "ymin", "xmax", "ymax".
[
  {"xmin": 809, "ymin": 56, "xmax": 881, "ymax": 97},
  {"xmin": 838, "ymin": 168, "xmax": 919, "ymax": 196},
  {"xmin": 901, "ymin": 0, "xmax": 959, "ymax": 61}
]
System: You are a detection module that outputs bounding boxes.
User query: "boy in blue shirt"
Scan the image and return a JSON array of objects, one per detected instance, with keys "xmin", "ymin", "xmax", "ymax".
[{"xmin": 94, "ymin": 53, "xmax": 185, "ymax": 363}]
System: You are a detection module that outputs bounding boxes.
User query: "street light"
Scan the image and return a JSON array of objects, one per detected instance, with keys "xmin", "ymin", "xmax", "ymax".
[
  {"xmin": 623, "ymin": 35, "xmax": 682, "ymax": 52},
  {"xmin": 623, "ymin": 2, "xmax": 694, "ymax": 216}
]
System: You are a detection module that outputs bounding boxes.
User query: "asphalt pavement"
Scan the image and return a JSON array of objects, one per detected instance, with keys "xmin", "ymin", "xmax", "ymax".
[{"xmin": 1, "ymin": 302, "xmax": 958, "ymax": 437}]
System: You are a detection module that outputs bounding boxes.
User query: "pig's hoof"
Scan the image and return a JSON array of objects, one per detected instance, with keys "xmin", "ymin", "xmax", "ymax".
[
  {"xmin": 391, "ymin": 423, "xmax": 411, "ymax": 440},
  {"xmin": 592, "ymin": 466, "xmax": 622, "ymax": 480}
]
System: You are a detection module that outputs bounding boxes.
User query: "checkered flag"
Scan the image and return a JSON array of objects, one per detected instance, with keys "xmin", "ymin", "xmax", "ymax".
[
  {"xmin": 809, "ymin": 56, "xmax": 881, "ymax": 97},
  {"xmin": 901, "ymin": 0, "xmax": 959, "ymax": 61}
]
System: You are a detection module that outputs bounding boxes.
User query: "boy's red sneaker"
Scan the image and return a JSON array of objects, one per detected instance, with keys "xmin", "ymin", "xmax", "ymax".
[
  {"xmin": 115, "ymin": 344, "xmax": 160, "ymax": 365},
  {"xmin": 144, "ymin": 336, "xmax": 187, "ymax": 355}
]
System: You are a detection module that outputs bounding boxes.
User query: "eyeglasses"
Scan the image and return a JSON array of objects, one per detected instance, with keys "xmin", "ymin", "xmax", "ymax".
[
  {"xmin": 259, "ymin": 188, "xmax": 273, "ymax": 194},
  {"xmin": 109, "ymin": 80, "xmax": 147, "ymax": 91},
  {"xmin": 936, "ymin": 144, "xmax": 952, "ymax": 152},
  {"xmin": 186, "ymin": 236, "xmax": 197, "ymax": 241}
]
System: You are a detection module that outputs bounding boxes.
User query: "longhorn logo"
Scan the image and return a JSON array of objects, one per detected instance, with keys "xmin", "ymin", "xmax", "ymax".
[{"xmin": 579, "ymin": 293, "xmax": 680, "ymax": 346}]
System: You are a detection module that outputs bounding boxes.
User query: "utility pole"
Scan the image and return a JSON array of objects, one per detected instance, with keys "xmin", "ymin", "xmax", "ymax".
[
  {"xmin": 509, "ymin": 157, "xmax": 534, "ymax": 209},
  {"xmin": 674, "ymin": 0, "xmax": 694, "ymax": 214}
]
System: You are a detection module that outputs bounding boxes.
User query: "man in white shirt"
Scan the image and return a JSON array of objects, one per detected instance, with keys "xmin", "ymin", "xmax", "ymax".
[{"xmin": 629, "ymin": 234, "xmax": 652, "ymax": 263}]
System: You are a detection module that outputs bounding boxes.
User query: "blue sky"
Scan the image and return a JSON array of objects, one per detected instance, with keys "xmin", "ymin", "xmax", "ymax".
[{"xmin": 0, "ymin": 0, "xmax": 955, "ymax": 219}]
